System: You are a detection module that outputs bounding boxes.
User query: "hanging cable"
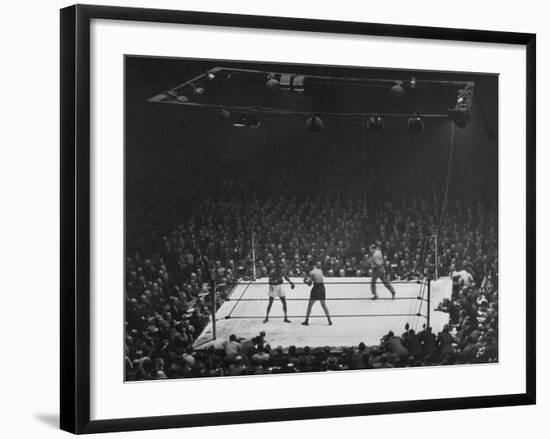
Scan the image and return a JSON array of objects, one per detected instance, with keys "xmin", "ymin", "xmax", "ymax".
[
  {"xmin": 362, "ymin": 125, "xmax": 368, "ymax": 218},
  {"xmin": 438, "ymin": 123, "xmax": 456, "ymax": 231},
  {"xmin": 418, "ymin": 236, "xmax": 429, "ymax": 275}
]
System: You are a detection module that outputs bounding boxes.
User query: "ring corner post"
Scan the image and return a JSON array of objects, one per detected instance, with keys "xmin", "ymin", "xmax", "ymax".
[
  {"xmin": 211, "ymin": 279, "xmax": 217, "ymax": 342},
  {"xmin": 427, "ymin": 277, "xmax": 431, "ymax": 329},
  {"xmin": 434, "ymin": 233, "xmax": 439, "ymax": 280},
  {"xmin": 251, "ymin": 232, "xmax": 257, "ymax": 281}
]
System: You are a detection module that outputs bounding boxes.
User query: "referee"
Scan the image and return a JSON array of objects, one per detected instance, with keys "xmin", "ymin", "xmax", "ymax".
[
  {"xmin": 302, "ymin": 261, "xmax": 333, "ymax": 326},
  {"xmin": 368, "ymin": 243, "xmax": 396, "ymax": 299}
]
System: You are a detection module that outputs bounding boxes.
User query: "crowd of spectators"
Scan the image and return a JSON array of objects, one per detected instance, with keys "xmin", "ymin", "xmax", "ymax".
[
  {"xmin": 125, "ymin": 139, "xmax": 498, "ymax": 380},
  {"xmin": 127, "ymin": 316, "xmax": 498, "ymax": 380}
]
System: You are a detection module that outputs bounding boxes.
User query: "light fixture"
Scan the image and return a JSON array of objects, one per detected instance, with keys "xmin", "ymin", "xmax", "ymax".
[
  {"xmin": 366, "ymin": 116, "xmax": 384, "ymax": 131},
  {"xmin": 407, "ymin": 116, "xmax": 424, "ymax": 132},
  {"xmin": 279, "ymin": 74, "xmax": 305, "ymax": 93},
  {"xmin": 451, "ymin": 114, "xmax": 469, "ymax": 129},
  {"xmin": 217, "ymin": 108, "xmax": 231, "ymax": 122},
  {"xmin": 390, "ymin": 80, "xmax": 405, "ymax": 96},
  {"xmin": 305, "ymin": 115, "xmax": 324, "ymax": 132},
  {"xmin": 190, "ymin": 86, "xmax": 205, "ymax": 96},
  {"xmin": 244, "ymin": 113, "xmax": 261, "ymax": 128},
  {"xmin": 292, "ymin": 75, "xmax": 305, "ymax": 92},
  {"xmin": 206, "ymin": 72, "xmax": 216, "ymax": 81},
  {"xmin": 232, "ymin": 112, "xmax": 261, "ymax": 128},
  {"xmin": 164, "ymin": 90, "xmax": 188, "ymax": 103},
  {"xmin": 449, "ymin": 108, "xmax": 471, "ymax": 129},
  {"xmin": 265, "ymin": 73, "xmax": 280, "ymax": 91},
  {"xmin": 409, "ymin": 77, "xmax": 417, "ymax": 89}
]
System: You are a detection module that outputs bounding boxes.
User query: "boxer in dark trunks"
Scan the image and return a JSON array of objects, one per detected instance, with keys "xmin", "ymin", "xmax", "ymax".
[{"xmin": 302, "ymin": 261, "xmax": 332, "ymax": 326}]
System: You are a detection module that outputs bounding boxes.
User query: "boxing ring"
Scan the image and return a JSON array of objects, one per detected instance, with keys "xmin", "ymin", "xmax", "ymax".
[{"xmin": 194, "ymin": 277, "xmax": 452, "ymax": 349}]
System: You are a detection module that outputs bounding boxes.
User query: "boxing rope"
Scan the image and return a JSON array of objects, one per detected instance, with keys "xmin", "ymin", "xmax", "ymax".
[
  {"xmin": 223, "ymin": 313, "xmax": 425, "ymax": 319},
  {"xmin": 222, "ymin": 296, "xmax": 427, "ymax": 301},
  {"xmin": 193, "ymin": 277, "xmax": 433, "ymax": 349},
  {"xmin": 224, "ymin": 280, "xmax": 254, "ymax": 320},
  {"xmin": 220, "ymin": 280, "xmax": 429, "ymax": 286},
  {"xmin": 221, "ymin": 278, "xmax": 431, "ymax": 325}
]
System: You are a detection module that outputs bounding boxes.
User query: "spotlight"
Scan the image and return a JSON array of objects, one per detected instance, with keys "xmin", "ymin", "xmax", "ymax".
[
  {"xmin": 164, "ymin": 90, "xmax": 188, "ymax": 103},
  {"xmin": 292, "ymin": 75, "xmax": 305, "ymax": 92},
  {"xmin": 407, "ymin": 116, "xmax": 424, "ymax": 132},
  {"xmin": 305, "ymin": 115, "xmax": 324, "ymax": 132},
  {"xmin": 390, "ymin": 80, "xmax": 405, "ymax": 96},
  {"xmin": 244, "ymin": 112, "xmax": 261, "ymax": 128},
  {"xmin": 232, "ymin": 112, "xmax": 261, "ymax": 128},
  {"xmin": 366, "ymin": 116, "xmax": 384, "ymax": 131},
  {"xmin": 279, "ymin": 74, "xmax": 305, "ymax": 93},
  {"xmin": 449, "ymin": 109, "xmax": 472, "ymax": 129},
  {"xmin": 217, "ymin": 108, "xmax": 231, "ymax": 122},
  {"xmin": 409, "ymin": 77, "xmax": 417, "ymax": 89},
  {"xmin": 265, "ymin": 73, "xmax": 280, "ymax": 92},
  {"xmin": 452, "ymin": 116, "xmax": 468, "ymax": 129},
  {"xmin": 190, "ymin": 86, "xmax": 205, "ymax": 96},
  {"xmin": 280, "ymin": 74, "xmax": 292, "ymax": 91},
  {"xmin": 206, "ymin": 72, "xmax": 216, "ymax": 81},
  {"xmin": 218, "ymin": 71, "xmax": 232, "ymax": 81}
]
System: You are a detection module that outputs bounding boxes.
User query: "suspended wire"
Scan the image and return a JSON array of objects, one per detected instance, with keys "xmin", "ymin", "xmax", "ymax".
[
  {"xmin": 362, "ymin": 124, "xmax": 368, "ymax": 218},
  {"xmin": 438, "ymin": 123, "xmax": 456, "ymax": 231},
  {"xmin": 418, "ymin": 236, "xmax": 429, "ymax": 276}
]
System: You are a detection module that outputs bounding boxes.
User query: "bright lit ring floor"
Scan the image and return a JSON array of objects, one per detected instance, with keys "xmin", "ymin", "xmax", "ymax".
[{"xmin": 194, "ymin": 277, "xmax": 451, "ymax": 349}]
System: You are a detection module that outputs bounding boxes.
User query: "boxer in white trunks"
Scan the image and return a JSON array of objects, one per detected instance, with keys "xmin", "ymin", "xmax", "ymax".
[{"xmin": 264, "ymin": 263, "xmax": 294, "ymax": 323}]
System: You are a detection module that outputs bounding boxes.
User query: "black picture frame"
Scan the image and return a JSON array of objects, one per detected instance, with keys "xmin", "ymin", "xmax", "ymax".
[{"xmin": 60, "ymin": 4, "xmax": 536, "ymax": 434}]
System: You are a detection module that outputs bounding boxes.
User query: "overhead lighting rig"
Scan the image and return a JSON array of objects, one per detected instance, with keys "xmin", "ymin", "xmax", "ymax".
[{"xmin": 149, "ymin": 67, "xmax": 475, "ymax": 132}]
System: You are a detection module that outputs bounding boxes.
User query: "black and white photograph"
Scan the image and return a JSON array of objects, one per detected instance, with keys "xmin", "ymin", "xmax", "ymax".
[
  {"xmin": 0, "ymin": 0, "xmax": 543, "ymax": 436},
  {"xmin": 124, "ymin": 56, "xmax": 499, "ymax": 381}
]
